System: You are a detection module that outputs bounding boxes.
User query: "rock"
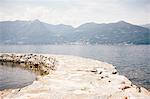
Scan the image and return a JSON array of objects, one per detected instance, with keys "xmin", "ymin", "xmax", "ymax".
[
  {"xmin": 0, "ymin": 53, "xmax": 57, "ymax": 75},
  {"xmin": 112, "ymin": 71, "xmax": 117, "ymax": 74}
]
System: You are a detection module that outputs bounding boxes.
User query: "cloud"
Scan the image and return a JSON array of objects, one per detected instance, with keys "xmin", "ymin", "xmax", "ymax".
[{"xmin": 0, "ymin": 0, "xmax": 149, "ymax": 26}]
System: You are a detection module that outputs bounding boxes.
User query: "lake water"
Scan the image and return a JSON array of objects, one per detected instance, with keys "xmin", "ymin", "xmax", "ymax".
[
  {"xmin": 0, "ymin": 62, "xmax": 36, "ymax": 90},
  {"xmin": 0, "ymin": 45, "xmax": 149, "ymax": 90}
]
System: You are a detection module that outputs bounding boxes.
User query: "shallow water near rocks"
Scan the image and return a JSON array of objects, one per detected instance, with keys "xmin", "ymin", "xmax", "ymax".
[{"xmin": 0, "ymin": 62, "xmax": 36, "ymax": 90}]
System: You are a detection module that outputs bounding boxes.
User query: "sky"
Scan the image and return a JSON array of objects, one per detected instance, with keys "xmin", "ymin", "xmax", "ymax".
[{"xmin": 0, "ymin": 0, "xmax": 149, "ymax": 27}]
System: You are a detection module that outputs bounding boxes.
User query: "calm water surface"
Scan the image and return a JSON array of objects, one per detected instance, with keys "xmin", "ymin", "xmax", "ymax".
[
  {"xmin": 0, "ymin": 62, "xmax": 36, "ymax": 90},
  {"xmin": 0, "ymin": 45, "xmax": 149, "ymax": 90}
]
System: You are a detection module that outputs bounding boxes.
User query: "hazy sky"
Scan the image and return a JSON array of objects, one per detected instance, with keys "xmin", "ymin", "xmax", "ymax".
[{"xmin": 0, "ymin": 0, "xmax": 149, "ymax": 26}]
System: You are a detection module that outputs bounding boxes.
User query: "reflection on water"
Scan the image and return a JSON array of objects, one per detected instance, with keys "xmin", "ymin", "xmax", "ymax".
[
  {"xmin": 0, "ymin": 62, "xmax": 36, "ymax": 90},
  {"xmin": 0, "ymin": 44, "xmax": 150, "ymax": 90}
]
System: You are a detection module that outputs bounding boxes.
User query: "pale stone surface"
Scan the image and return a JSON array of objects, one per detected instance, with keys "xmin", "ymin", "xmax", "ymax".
[{"xmin": 0, "ymin": 53, "xmax": 150, "ymax": 99}]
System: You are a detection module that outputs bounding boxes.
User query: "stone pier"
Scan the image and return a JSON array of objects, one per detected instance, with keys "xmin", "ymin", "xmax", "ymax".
[{"xmin": 0, "ymin": 53, "xmax": 150, "ymax": 99}]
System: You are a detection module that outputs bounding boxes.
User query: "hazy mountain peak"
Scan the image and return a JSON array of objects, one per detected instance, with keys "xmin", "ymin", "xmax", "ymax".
[
  {"xmin": 77, "ymin": 22, "xmax": 99, "ymax": 29},
  {"xmin": 117, "ymin": 20, "xmax": 129, "ymax": 24}
]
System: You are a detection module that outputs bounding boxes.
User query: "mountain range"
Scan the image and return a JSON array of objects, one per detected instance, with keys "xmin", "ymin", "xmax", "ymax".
[{"xmin": 0, "ymin": 20, "xmax": 149, "ymax": 45}]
